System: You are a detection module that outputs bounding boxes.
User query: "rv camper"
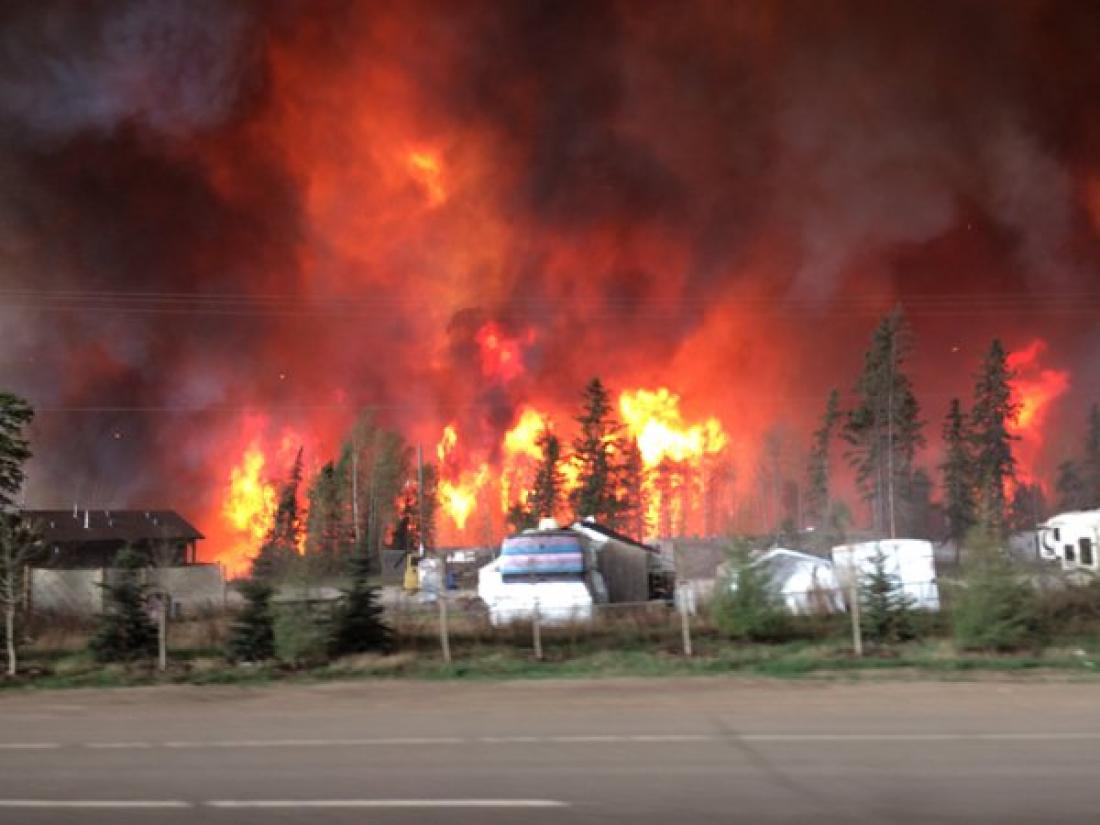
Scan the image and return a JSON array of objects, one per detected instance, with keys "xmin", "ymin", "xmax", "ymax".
[
  {"xmin": 477, "ymin": 520, "xmax": 674, "ymax": 626},
  {"xmin": 1039, "ymin": 511, "xmax": 1100, "ymax": 572}
]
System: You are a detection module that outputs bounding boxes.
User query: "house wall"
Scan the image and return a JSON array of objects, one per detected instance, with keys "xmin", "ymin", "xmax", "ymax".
[{"xmin": 30, "ymin": 564, "xmax": 225, "ymax": 618}]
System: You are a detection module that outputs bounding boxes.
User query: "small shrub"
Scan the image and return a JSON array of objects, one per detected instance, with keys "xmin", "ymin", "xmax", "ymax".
[
  {"xmin": 227, "ymin": 579, "xmax": 275, "ymax": 662},
  {"xmin": 90, "ymin": 548, "xmax": 157, "ymax": 664},
  {"xmin": 711, "ymin": 541, "xmax": 791, "ymax": 642},
  {"xmin": 329, "ymin": 553, "xmax": 393, "ymax": 656},
  {"xmin": 952, "ymin": 529, "xmax": 1042, "ymax": 652},
  {"xmin": 273, "ymin": 603, "xmax": 330, "ymax": 667}
]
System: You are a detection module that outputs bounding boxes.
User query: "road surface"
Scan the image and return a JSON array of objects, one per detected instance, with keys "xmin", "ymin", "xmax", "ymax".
[{"xmin": 0, "ymin": 676, "xmax": 1097, "ymax": 823}]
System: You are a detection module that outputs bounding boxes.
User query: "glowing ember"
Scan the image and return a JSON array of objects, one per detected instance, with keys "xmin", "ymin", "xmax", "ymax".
[{"xmin": 475, "ymin": 322, "xmax": 531, "ymax": 383}]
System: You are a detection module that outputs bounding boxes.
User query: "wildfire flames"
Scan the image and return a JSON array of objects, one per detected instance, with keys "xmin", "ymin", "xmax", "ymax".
[
  {"xmin": 6, "ymin": 3, "xmax": 1096, "ymax": 571},
  {"xmin": 1008, "ymin": 341, "xmax": 1071, "ymax": 488}
]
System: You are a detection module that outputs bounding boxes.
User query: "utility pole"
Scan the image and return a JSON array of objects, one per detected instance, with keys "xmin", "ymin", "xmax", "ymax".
[
  {"xmin": 351, "ymin": 430, "xmax": 361, "ymax": 546},
  {"xmin": 416, "ymin": 443, "xmax": 425, "ymax": 558}
]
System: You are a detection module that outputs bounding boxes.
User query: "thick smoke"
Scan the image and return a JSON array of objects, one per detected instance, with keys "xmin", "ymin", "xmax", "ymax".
[{"xmin": 0, "ymin": 0, "xmax": 1097, "ymax": 536}]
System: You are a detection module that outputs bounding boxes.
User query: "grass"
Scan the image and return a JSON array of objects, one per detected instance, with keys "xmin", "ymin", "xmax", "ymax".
[
  {"xmin": 6, "ymin": 604, "xmax": 1100, "ymax": 692},
  {"xmin": 2, "ymin": 640, "xmax": 1098, "ymax": 692}
]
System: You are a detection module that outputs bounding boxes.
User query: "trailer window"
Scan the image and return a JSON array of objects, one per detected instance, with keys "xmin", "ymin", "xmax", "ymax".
[
  {"xmin": 1065, "ymin": 544, "xmax": 1075, "ymax": 562},
  {"xmin": 1080, "ymin": 538, "xmax": 1094, "ymax": 567},
  {"xmin": 1053, "ymin": 528, "xmax": 1061, "ymax": 542}
]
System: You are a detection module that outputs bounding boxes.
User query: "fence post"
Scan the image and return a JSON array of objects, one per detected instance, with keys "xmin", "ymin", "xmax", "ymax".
[
  {"xmin": 532, "ymin": 598, "xmax": 543, "ymax": 661},
  {"xmin": 849, "ymin": 574, "xmax": 863, "ymax": 658},
  {"xmin": 678, "ymin": 584, "xmax": 693, "ymax": 658},
  {"xmin": 157, "ymin": 593, "xmax": 168, "ymax": 673},
  {"xmin": 438, "ymin": 593, "xmax": 452, "ymax": 665}
]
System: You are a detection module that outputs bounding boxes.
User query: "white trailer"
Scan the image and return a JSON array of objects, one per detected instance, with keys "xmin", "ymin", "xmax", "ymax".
[
  {"xmin": 831, "ymin": 539, "xmax": 940, "ymax": 611},
  {"xmin": 1038, "ymin": 511, "xmax": 1100, "ymax": 572}
]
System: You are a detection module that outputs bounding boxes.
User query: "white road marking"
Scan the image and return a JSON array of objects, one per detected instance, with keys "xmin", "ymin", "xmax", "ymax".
[
  {"xmin": 206, "ymin": 799, "xmax": 570, "ymax": 809},
  {"xmin": 161, "ymin": 736, "xmax": 464, "ymax": 749},
  {"xmin": 0, "ymin": 800, "xmax": 191, "ymax": 809},
  {"xmin": 738, "ymin": 732, "xmax": 1100, "ymax": 743},
  {"xmin": 4, "ymin": 731, "xmax": 1099, "ymax": 754}
]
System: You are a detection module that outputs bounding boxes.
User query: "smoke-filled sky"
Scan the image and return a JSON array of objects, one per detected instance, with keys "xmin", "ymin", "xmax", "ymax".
[{"xmin": 1, "ymin": 0, "xmax": 1099, "ymax": 546}]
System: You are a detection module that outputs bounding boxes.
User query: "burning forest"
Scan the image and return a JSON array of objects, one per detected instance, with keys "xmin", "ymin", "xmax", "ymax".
[{"xmin": 1, "ymin": 1, "xmax": 1100, "ymax": 576}]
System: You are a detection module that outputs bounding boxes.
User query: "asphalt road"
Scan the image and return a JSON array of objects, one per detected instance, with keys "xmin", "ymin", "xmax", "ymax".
[{"xmin": 0, "ymin": 676, "xmax": 1097, "ymax": 824}]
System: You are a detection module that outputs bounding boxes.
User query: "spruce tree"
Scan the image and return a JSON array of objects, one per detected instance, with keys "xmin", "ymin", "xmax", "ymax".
[
  {"xmin": 617, "ymin": 436, "xmax": 648, "ymax": 540},
  {"xmin": 570, "ymin": 378, "xmax": 622, "ymax": 525},
  {"xmin": 969, "ymin": 340, "xmax": 1019, "ymax": 533},
  {"xmin": 711, "ymin": 540, "xmax": 789, "ymax": 642},
  {"xmin": 0, "ymin": 393, "xmax": 33, "ymax": 511},
  {"xmin": 530, "ymin": 427, "xmax": 564, "ymax": 521},
  {"xmin": 90, "ymin": 547, "xmax": 158, "ymax": 664},
  {"xmin": 940, "ymin": 398, "xmax": 976, "ymax": 542},
  {"xmin": 329, "ymin": 551, "xmax": 393, "ymax": 656},
  {"xmin": 859, "ymin": 549, "xmax": 915, "ymax": 645},
  {"xmin": 305, "ymin": 458, "xmax": 354, "ymax": 575},
  {"xmin": 806, "ymin": 389, "xmax": 841, "ymax": 528},
  {"xmin": 1083, "ymin": 404, "xmax": 1100, "ymax": 508},
  {"xmin": 844, "ymin": 309, "xmax": 924, "ymax": 537},
  {"xmin": 1009, "ymin": 482, "xmax": 1046, "ymax": 531},
  {"xmin": 1055, "ymin": 460, "xmax": 1088, "ymax": 512},
  {"xmin": 953, "ymin": 527, "xmax": 1040, "ymax": 651},
  {"xmin": 252, "ymin": 448, "xmax": 304, "ymax": 579},
  {"xmin": 228, "ymin": 578, "xmax": 275, "ymax": 662}
]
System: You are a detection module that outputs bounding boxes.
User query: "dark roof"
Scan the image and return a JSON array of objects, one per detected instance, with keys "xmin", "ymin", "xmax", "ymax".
[
  {"xmin": 23, "ymin": 510, "xmax": 204, "ymax": 544},
  {"xmin": 572, "ymin": 520, "xmax": 656, "ymax": 553}
]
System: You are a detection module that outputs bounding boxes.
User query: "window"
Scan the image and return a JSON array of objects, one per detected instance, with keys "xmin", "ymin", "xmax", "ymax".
[
  {"xmin": 1054, "ymin": 528, "xmax": 1061, "ymax": 542},
  {"xmin": 1065, "ymin": 544, "xmax": 1076, "ymax": 563},
  {"xmin": 1080, "ymin": 538, "xmax": 1094, "ymax": 567}
]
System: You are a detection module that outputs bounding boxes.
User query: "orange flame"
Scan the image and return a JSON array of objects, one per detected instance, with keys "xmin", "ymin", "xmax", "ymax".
[
  {"xmin": 220, "ymin": 443, "xmax": 277, "ymax": 577},
  {"xmin": 619, "ymin": 387, "xmax": 729, "ymax": 537},
  {"xmin": 1007, "ymin": 340, "xmax": 1070, "ymax": 486}
]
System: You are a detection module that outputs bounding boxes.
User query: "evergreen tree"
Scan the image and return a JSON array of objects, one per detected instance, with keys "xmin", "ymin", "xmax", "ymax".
[
  {"xmin": 806, "ymin": 389, "xmax": 841, "ymax": 528},
  {"xmin": 940, "ymin": 398, "xmax": 976, "ymax": 541},
  {"xmin": 304, "ymin": 458, "xmax": 354, "ymax": 574},
  {"xmin": 898, "ymin": 467, "xmax": 935, "ymax": 539},
  {"xmin": 329, "ymin": 550, "xmax": 393, "ymax": 656},
  {"xmin": 859, "ymin": 549, "xmax": 915, "ymax": 645},
  {"xmin": 844, "ymin": 309, "xmax": 924, "ymax": 537},
  {"xmin": 570, "ymin": 378, "xmax": 622, "ymax": 525},
  {"xmin": 90, "ymin": 547, "xmax": 157, "ymax": 664},
  {"xmin": 228, "ymin": 578, "xmax": 275, "ymax": 662},
  {"xmin": 1055, "ymin": 460, "xmax": 1089, "ymax": 512},
  {"xmin": 711, "ymin": 540, "xmax": 789, "ymax": 642},
  {"xmin": 969, "ymin": 340, "xmax": 1019, "ymax": 533},
  {"xmin": 0, "ymin": 514, "xmax": 41, "ymax": 675},
  {"xmin": 1009, "ymin": 482, "xmax": 1047, "ymax": 531},
  {"xmin": 1083, "ymin": 404, "xmax": 1100, "ymax": 508},
  {"xmin": 0, "ymin": 393, "xmax": 33, "ymax": 511},
  {"xmin": 530, "ymin": 427, "xmax": 564, "ymax": 521},
  {"xmin": 391, "ymin": 464, "xmax": 438, "ymax": 553},
  {"xmin": 617, "ymin": 436, "xmax": 648, "ymax": 540},
  {"xmin": 252, "ymin": 448, "xmax": 304, "ymax": 579}
]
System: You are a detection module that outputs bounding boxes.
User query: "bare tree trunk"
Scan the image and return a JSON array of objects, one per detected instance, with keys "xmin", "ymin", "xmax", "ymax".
[{"xmin": 5, "ymin": 604, "xmax": 15, "ymax": 677}]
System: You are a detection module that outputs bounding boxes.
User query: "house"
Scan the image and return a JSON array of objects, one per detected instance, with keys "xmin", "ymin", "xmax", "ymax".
[
  {"xmin": 24, "ymin": 510, "xmax": 203, "ymax": 568},
  {"xmin": 22, "ymin": 510, "xmax": 220, "ymax": 618},
  {"xmin": 1038, "ymin": 511, "xmax": 1100, "ymax": 573}
]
